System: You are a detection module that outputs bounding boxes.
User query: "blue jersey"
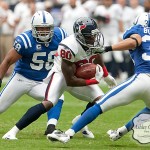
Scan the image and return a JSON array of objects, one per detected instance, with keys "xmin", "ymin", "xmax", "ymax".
[
  {"xmin": 13, "ymin": 27, "xmax": 67, "ymax": 81},
  {"xmin": 123, "ymin": 25, "xmax": 150, "ymax": 74}
]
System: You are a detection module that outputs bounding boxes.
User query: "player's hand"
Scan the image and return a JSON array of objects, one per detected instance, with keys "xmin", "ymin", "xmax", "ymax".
[
  {"xmin": 104, "ymin": 74, "xmax": 117, "ymax": 89},
  {"xmin": 95, "ymin": 64, "xmax": 104, "ymax": 82},
  {"xmin": 0, "ymin": 79, "xmax": 2, "ymax": 87},
  {"xmin": 93, "ymin": 46, "xmax": 105, "ymax": 54},
  {"xmin": 94, "ymin": 46, "xmax": 112, "ymax": 54}
]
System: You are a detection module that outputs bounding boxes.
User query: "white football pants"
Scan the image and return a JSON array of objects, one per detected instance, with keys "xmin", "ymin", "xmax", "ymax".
[
  {"xmin": 44, "ymin": 71, "xmax": 104, "ymax": 105},
  {"xmin": 0, "ymin": 72, "xmax": 64, "ymax": 113},
  {"xmin": 97, "ymin": 73, "xmax": 150, "ymax": 112}
]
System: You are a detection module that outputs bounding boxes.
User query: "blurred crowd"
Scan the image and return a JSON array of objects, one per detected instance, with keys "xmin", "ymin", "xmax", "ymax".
[{"xmin": 0, "ymin": 0, "xmax": 150, "ymax": 81}]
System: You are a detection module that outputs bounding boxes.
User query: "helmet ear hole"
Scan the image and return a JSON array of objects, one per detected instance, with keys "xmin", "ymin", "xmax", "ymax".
[{"xmin": 31, "ymin": 11, "xmax": 54, "ymax": 43}]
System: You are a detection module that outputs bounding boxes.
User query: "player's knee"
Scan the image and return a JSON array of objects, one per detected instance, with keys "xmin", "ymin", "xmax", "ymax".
[{"xmin": 42, "ymin": 100, "xmax": 53, "ymax": 111}]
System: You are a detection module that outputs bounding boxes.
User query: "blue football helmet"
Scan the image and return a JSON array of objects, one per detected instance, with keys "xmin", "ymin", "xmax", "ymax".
[{"xmin": 73, "ymin": 17, "xmax": 104, "ymax": 52}]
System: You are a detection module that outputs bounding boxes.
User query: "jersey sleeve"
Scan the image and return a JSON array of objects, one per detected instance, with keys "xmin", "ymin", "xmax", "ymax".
[
  {"xmin": 58, "ymin": 27, "xmax": 68, "ymax": 40},
  {"xmin": 13, "ymin": 35, "xmax": 26, "ymax": 55},
  {"xmin": 57, "ymin": 44, "xmax": 75, "ymax": 62},
  {"xmin": 123, "ymin": 25, "xmax": 143, "ymax": 39},
  {"xmin": 54, "ymin": 27, "xmax": 68, "ymax": 42}
]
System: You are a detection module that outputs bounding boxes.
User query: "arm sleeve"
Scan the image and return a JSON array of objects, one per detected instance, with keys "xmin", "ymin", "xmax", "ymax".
[
  {"xmin": 57, "ymin": 44, "xmax": 75, "ymax": 63},
  {"xmin": 59, "ymin": 27, "xmax": 68, "ymax": 39},
  {"xmin": 13, "ymin": 35, "xmax": 26, "ymax": 56}
]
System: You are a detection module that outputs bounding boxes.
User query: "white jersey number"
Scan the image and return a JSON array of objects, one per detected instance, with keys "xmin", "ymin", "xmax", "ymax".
[
  {"xmin": 142, "ymin": 35, "xmax": 150, "ymax": 61},
  {"xmin": 30, "ymin": 51, "xmax": 55, "ymax": 70},
  {"xmin": 14, "ymin": 40, "xmax": 21, "ymax": 52}
]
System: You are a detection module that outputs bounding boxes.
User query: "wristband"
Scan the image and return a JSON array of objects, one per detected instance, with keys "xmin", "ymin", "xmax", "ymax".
[
  {"xmin": 105, "ymin": 46, "xmax": 112, "ymax": 52},
  {"xmin": 85, "ymin": 79, "xmax": 99, "ymax": 85},
  {"xmin": 102, "ymin": 66, "xmax": 108, "ymax": 77},
  {"xmin": 130, "ymin": 37, "xmax": 139, "ymax": 48}
]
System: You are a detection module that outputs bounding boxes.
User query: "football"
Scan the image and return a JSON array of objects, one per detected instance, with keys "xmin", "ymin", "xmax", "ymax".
[{"xmin": 75, "ymin": 63, "xmax": 97, "ymax": 79}]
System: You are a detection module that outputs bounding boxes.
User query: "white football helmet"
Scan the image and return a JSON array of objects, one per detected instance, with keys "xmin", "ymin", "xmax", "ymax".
[
  {"xmin": 133, "ymin": 12, "xmax": 150, "ymax": 27},
  {"xmin": 31, "ymin": 11, "xmax": 54, "ymax": 43}
]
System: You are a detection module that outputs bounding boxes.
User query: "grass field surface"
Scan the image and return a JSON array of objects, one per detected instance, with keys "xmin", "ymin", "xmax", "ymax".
[{"xmin": 0, "ymin": 84, "xmax": 149, "ymax": 150}]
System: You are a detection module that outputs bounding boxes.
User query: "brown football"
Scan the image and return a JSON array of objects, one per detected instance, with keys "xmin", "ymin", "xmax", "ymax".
[{"xmin": 75, "ymin": 63, "xmax": 96, "ymax": 79}]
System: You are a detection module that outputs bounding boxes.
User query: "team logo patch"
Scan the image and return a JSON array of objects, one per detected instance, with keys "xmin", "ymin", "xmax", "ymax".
[
  {"xmin": 80, "ymin": 24, "xmax": 86, "ymax": 31},
  {"xmin": 36, "ymin": 44, "xmax": 42, "ymax": 51}
]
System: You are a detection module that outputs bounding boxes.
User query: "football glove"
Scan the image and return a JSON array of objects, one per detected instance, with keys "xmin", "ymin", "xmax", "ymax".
[
  {"xmin": 94, "ymin": 46, "xmax": 112, "ymax": 54},
  {"xmin": 95, "ymin": 64, "xmax": 104, "ymax": 82},
  {"xmin": 104, "ymin": 74, "xmax": 117, "ymax": 89}
]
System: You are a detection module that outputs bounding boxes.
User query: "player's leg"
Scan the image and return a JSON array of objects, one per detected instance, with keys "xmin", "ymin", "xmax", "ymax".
[
  {"xmin": 66, "ymin": 84, "xmax": 104, "ymax": 138},
  {"xmin": 71, "ymin": 96, "xmax": 97, "ymax": 138},
  {"xmin": 107, "ymin": 107, "xmax": 150, "ymax": 141},
  {"xmin": 1, "ymin": 73, "xmax": 35, "ymax": 139},
  {"xmin": 62, "ymin": 74, "xmax": 148, "ymax": 143},
  {"xmin": 44, "ymin": 95, "xmax": 64, "ymax": 135},
  {"xmin": 47, "ymin": 84, "xmax": 104, "ymax": 142},
  {"xmin": 71, "ymin": 114, "xmax": 94, "ymax": 139},
  {"xmin": 27, "ymin": 81, "xmax": 65, "ymax": 135},
  {"xmin": 0, "ymin": 73, "xmax": 28, "ymax": 113},
  {"xmin": 2, "ymin": 72, "xmax": 66, "ymax": 140}
]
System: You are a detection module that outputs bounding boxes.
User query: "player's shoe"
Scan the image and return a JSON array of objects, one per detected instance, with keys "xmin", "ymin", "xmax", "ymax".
[
  {"xmin": 107, "ymin": 129, "xmax": 123, "ymax": 141},
  {"xmin": 81, "ymin": 129, "xmax": 94, "ymax": 139},
  {"xmin": 44, "ymin": 124, "xmax": 55, "ymax": 135},
  {"xmin": 72, "ymin": 115, "xmax": 94, "ymax": 139},
  {"xmin": 2, "ymin": 132, "xmax": 18, "ymax": 140},
  {"xmin": 47, "ymin": 129, "xmax": 70, "ymax": 143}
]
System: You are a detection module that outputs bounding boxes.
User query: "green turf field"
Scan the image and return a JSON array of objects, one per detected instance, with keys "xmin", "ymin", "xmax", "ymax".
[{"xmin": 0, "ymin": 84, "xmax": 149, "ymax": 150}]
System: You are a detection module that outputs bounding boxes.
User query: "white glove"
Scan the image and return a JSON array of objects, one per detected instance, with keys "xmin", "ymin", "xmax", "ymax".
[
  {"xmin": 95, "ymin": 64, "xmax": 104, "ymax": 83},
  {"xmin": 104, "ymin": 74, "xmax": 117, "ymax": 89},
  {"xmin": 93, "ymin": 46, "xmax": 112, "ymax": 54}
]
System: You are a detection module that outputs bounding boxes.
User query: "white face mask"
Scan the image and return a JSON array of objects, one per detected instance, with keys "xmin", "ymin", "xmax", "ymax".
[
  {"xmin": 32, "ymin": 26, "xmax": 54, "ymax": 43},
  {"xmin": 38, "ymin": 34, "xmax": 50, "ymax": 41}
]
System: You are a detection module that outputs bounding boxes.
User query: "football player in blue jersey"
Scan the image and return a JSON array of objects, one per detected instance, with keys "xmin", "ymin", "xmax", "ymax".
[
  {"xmin": 0, "ymin": 10, "xmax": 67, "ymax": 139},
  {"xmin": 106, "ymin": 12, "xmax": 150, "ymax": 141},
  {"xmin": 50, "ymin": 12, "xmax": 150, "ymax": 143}
]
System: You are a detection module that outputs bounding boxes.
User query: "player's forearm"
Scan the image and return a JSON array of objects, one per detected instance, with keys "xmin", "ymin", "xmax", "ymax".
[
  {"xmin": 112, "ymin": 38, "xmax": 137, "ymax": 51},
  {"xmin": 0, "ymin": 62, "xmax": 10, "ymax": 79},
  {"xmin": 93, "ymin": 54, "xmax": 105, "ymax": 67}
]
